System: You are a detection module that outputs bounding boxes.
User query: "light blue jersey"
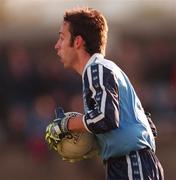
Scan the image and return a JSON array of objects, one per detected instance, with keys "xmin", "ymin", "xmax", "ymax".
[{"xmin": 82, "ymin": 53, "xmax": 155, "ymax": 160}]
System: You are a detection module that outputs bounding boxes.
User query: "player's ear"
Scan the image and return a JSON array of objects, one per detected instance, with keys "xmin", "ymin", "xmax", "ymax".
[{"xmin": 74, "ymin": 35, "xmax": 84, "ymax": 49}]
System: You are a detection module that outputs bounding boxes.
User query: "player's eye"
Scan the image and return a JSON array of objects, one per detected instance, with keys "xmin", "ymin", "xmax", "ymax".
[
  {"xmin": 60, "ymin": 36, "xmax": 64, "ymax": 41},
  {"xmin": 59, "ymin": 34, "xmax": 64, "ymax": 41}
]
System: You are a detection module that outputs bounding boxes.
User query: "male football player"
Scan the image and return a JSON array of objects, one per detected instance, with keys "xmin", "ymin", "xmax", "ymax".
[{"xmin": 45, "ymin": 7, "xmax": 164, "ymax": 180}]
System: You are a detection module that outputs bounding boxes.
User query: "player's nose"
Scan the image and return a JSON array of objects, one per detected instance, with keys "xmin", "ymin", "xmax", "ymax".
[{"xmin": 55, "ymin": 40, "xmax": 60, "ymax": 51}]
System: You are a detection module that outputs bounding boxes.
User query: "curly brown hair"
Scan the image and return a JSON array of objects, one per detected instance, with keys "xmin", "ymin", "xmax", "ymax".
[{"xmin": 63, "ymin": 7, "xmax": 108, "ymax": 56}]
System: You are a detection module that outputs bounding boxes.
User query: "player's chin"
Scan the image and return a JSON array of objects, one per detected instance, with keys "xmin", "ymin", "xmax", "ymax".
[
  {"xmin": 59, "ymin": 58, "xmax": 66, "ymax": 66},
  {"xmin": 63, "ymin": 63, "xmax": 72, "ymax": 69},
  {"xmin": 61, "ymin": 61, "xmax": 69, "ymax": 68},
  {"xmin": 60, "ymin": 58, "xmax": 71, "ymax": 69}
]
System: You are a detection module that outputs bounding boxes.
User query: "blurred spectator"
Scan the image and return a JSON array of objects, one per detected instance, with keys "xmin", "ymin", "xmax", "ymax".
[
  {"xmin": 25, "ymin": 94, "xmax": 56, "ymax": 161},
  {"xmin": 142, "ymin": 38, "xmax": 174, "ymax": 84},
  {"xmin": 4, "ymin": 44, "xmax": 39, "ymax": 104},
  {"xmin": 7, "ymin": 103, "xmax": 28, "ymax": 143}
]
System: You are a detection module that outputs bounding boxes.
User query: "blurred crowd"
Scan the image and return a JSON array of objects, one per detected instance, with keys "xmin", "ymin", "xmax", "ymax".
[
  {"xmin": 0, "ymin": 40, "xmax": 83, "ymax": 158},
  {"xmin": 0, "ymin": 27, "xmax": 176, "ymax": 179},
  {"xmin": 116, "ymin": 34, "xmax": 176, "ymax": 119}
]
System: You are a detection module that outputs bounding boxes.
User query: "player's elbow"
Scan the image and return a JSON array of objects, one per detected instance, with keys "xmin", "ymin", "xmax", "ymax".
[{"xmin": 84, "ymin": 116, "xmax": 118, "ymax": 134}]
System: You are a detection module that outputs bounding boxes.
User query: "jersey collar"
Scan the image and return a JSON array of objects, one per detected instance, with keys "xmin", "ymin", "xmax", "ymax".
[{"xmin": 82, "ymin": 53, "xmax": 104, "ymax": 77}]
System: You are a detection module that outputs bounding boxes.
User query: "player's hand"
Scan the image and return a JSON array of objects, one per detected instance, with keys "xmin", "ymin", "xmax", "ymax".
[
  {"xmin": 45, "ymin": 122, "xmax": 66, "ymax": 151},
  {"xmin": 45, "ymin": 107, "xmax": 82, "ymax": 151},
  {"xmin": 45, "ymin": 107, "xmax": 69, "ymax": 150},
  {"xmin": 45, "ymin": 123, "xmax": 58, "ymax": 151}
]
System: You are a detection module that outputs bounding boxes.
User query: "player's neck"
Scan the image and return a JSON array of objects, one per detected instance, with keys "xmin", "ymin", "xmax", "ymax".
[{"xmin": 74, "ymin": 52, "xmax": 90, "ymax": 75}]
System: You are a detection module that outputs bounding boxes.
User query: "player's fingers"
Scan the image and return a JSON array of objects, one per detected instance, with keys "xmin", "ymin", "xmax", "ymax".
[
  {"xmin": 46, "ymin": 124, "xmax": 52, "ymax": 133},
  {"xmin": 53, "ymin": 143, "xmax": 58, "ymax": 151}
]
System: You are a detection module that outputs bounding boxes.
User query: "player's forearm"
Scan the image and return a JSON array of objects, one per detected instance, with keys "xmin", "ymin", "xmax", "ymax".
[{"xmin": 67, "ymin": 115, "xmax": 88, "ymax": 132}]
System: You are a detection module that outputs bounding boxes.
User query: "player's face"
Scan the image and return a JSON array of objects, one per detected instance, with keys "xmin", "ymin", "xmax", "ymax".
[{"xmin": 55, "ymin": 22, "xmax": 77, "ymax": 69}]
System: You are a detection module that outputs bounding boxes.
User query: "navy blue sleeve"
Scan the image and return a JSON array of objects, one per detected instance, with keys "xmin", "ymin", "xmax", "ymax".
[{"xmin": 83, "ymin": 64, "xmax": 119, "ymax": 134}]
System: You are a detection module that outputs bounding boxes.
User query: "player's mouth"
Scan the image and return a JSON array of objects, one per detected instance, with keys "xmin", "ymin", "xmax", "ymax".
[
  {"xmin": 57, "ymin": 53, "xmax": 62, "ymax": 60},
  {"xmin": 57, "ymin": 52, "xmax": 61, "ymax": 57}
]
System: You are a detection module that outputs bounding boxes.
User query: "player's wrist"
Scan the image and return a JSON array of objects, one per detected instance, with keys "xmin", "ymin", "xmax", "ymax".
[
  {"xmin": 56, "ymin": 116, "xmax": 70, "ymax": 133},
  {"xmin": 54, "ymin": 111, "xmax": 82, "ymax": 134},
  {"xmin": 53, "ymin": 107, "xmax": 71, "ymax": 134}
]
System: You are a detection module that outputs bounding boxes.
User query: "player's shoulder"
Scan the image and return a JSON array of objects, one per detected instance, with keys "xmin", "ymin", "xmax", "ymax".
[
  {"xmin": 83, "ymin": 53, "xmax": 120, "ymax": 77},
  {"xmin": 94, "ymin": 57, "xmax": 121, "ymax": 75}
]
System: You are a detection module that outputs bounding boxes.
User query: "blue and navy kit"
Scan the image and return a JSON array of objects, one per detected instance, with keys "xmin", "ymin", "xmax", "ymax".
[
  {"xmin": 82, "ymin": 53, "xmax": 164, "ymax": 179},
  {"xmin": 82, "ymin": 53, "xmax": 155, "ymax": 160}
]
